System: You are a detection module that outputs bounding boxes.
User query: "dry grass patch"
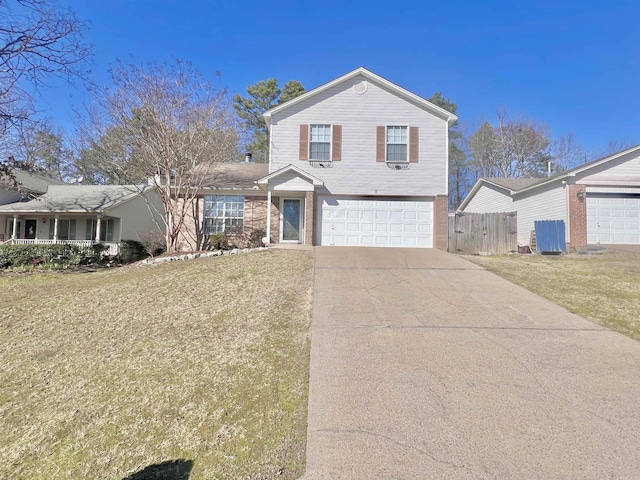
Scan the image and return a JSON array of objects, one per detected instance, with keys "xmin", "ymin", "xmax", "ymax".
[
  {"xmin": 467, "ymin": 251, "xmax": 640, "ymax": 341},
  {"xmin": 0, "ymin": 249, "xmax": 314, "ymax": 480}
]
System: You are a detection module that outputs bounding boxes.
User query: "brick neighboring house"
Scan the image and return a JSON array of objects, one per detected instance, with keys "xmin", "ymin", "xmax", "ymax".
[
  {"xmin": 458, "ymin": 145, "xmax": 640, "ymax": 250},
  {"xmin": 179, "ymin": 67, "xmax": 457, "ymax": 251}
]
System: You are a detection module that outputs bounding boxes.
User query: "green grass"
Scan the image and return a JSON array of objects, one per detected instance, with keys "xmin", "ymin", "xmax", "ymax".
[
  {"xmin": 467, "ymin": 251, "xmax": 640, "ymax": 341},
  {"xmin": 0, "ymin": 249, "xmax": 314, "ymax": 480}
]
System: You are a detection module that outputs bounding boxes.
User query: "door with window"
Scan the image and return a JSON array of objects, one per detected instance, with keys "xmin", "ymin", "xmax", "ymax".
[
  {"xmin": 281, "ymin": 199, "xmax": 303, "ymax": 243},
  {"xmin": 24, "ymin": 219, "xmax": 37, "ymax": 239}
]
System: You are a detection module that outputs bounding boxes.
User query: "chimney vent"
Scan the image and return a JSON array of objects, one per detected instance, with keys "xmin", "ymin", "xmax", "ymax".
[{"xmin": 244, "ymin": 152, "xmax": 253, "ymax": 163}]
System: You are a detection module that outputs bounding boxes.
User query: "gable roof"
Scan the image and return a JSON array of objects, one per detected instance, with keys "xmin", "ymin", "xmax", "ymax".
[
  {"xmin": 263, "ymin": 67, "xmax": 458, "ymax": 126},
  {"xmin": 0, "ymin": 169, "xmax": 66, "ymax": 194},
  {"xmin": 198, "ymin": 162, "xmax": 269, "ymax": 190},
  {"xmin": 257, "ymin": 164, "xmax": 324, "ymax": 187},
  {"xmin": 483, "ymin": 177, "xmax": 543, "ymax": 191},
  {"xmin": 458, "ymin": 144, "xmax": 640, "ymax": 211},
  {"xmin": 0, "ymin": 185, "xmax": 150, "ymax": 214}
]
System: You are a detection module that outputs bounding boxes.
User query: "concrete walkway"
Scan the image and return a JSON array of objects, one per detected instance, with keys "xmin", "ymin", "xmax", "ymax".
[{"xmin": 302, "ymin": 247, "xmax": 640, "ymax": 479}]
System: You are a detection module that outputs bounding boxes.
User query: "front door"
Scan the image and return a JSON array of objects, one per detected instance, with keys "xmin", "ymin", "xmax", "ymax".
[
  {"xmin": 24, "ymin": 219, "xmax": 37, "ymax": 239},
  {"xmin": 282, "ymin": 199, "xmax": 302, "ymax": 242}
]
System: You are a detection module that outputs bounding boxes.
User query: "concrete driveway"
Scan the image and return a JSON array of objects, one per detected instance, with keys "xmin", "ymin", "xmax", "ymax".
[{"xmin": 302, "ymin": 247, "xmax": 640, "ymax": 479}]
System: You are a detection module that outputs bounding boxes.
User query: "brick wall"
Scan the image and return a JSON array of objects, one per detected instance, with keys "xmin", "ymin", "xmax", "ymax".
[
  {"xmin": 305, "ymin": 192, "xmax": 315, "ymax": 245},
  {"xmin": 270, "ymin": 195, "xmax": 280, "ymax": 243},
  {"xmin": 176, "ymin": 197, "xmax": 202, "ymax": 252},
  {"xmin": 176, "ymin": 195, "xmax": 281, "ymax": 252},
  {"xmin": 567, "ymin": 184, "xmax": 587, "ymax": 249},
  {"xmin": 433, "ymin": 195, "xmax": 448, "ymax": 250}
]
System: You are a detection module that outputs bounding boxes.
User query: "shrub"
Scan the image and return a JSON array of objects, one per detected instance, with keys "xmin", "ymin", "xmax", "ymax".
[
  {"xmin": 208, "ymin": 233, "xmax": 234, "ymax": 250},
  {"xmin": 136, "ymin": 230, "xmax": 166, "ymax": 257},
  {"xmin": 246, "ymin": 229, "xmax": 266, "ymax": 248},
  {"xmin": 118, "ymin": 240, "xmax": 148, "ymax": 264},
  {"xmin": 0, "ymin": 244, "xmax": 106, "ymax": 269}
]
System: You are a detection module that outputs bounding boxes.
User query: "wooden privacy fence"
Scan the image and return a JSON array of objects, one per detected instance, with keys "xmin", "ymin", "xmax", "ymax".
[{"xmin": 448, "ymin": 212, "xmax": 518, "ymax": 255}]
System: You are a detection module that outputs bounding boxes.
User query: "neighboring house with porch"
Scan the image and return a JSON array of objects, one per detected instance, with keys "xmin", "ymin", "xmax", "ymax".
[
  {"xmin": 180, "ymin": 67, "xmax": 457, "ymax": 251},
  {"xmin": 458, "ymin": 145, "xmax": 640, "ymax": 249},
  {"xmin": 0, "ymin": 185, "xmax": 164, "ymax": 256},
  {"xmin": 0, "ymin": 169, "xmax": 65, "ymax": 205}
]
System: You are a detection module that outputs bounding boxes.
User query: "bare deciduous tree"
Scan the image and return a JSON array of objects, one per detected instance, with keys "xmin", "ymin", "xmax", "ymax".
[
  {"xmin": 0, "ymin": 0, "xmax": 89, "ymax": 183},
  {"xmin": 81, "ymin": 59, "xmax": 239, "ymax": 254},
  {"xmin": 468, "ymin": 110, "xmax": 553, "ymax": 179}
]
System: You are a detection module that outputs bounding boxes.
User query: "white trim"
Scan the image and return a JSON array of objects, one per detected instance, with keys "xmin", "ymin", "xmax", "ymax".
[
  {"xmin": 445, "ymin": 121, "xmax": 449, "ymax": 196},
  {"xmin": 279, "ymin": 197, "xmax": 304, "ymax": 243},
  {"xmin": 263, "ymin": 67, "xmax": 458, "ymax": 127},
  {"xmin": 266, "ymin": 190, "xmax": 272, "ymax": 243},
  {"xmin": 257, "ymin": 164, "xmax": 324, "ymax": 187},
  {"xmin": 384, "ymin": 124, "xmax": 409, "ymax": 163}
]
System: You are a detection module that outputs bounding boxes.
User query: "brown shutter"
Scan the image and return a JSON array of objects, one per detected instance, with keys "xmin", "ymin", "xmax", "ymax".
[
  {"xmin": 376, "ymin": 126, "xmax": 385, "ymax": 162},
  {"xmin": 332, "ymin": 125, "xmax": 342, "ymax": 161},
  {"xmin": 409, "ymin": 126, "xmax": 419, "ymax": 163},
  {"xmin": 299, "ymin": 124, "xmax": 309, "ymax": 160}
]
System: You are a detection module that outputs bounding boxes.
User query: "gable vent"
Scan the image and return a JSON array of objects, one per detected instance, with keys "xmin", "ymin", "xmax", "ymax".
[{"xmin": 353, "ymin": 81, "xmax": 368, "ymax": 94}]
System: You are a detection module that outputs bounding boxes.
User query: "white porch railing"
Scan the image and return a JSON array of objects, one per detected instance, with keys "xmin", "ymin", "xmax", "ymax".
[{"xmin": 5, "ymin": 239, "xmax": 120, "ymax": 256}]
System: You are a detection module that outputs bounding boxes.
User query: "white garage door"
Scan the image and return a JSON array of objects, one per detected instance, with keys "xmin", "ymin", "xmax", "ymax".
[
  {"xmin": 318, "ymin": 196, "xmax": 433, "ymax": 247},
  {"xmin": 587, "ymin": 195, "xmax": 640, "ymax": 244}
]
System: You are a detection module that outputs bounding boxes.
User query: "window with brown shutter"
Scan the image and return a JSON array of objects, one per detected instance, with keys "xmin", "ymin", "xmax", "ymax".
[
  {"xmin": 332, "ymin": 125, "xmax": 342, "ymax": 161},
  {"xmin": 299, "ymin": 124, "xmax": 309, "ymax": 160},
  {"xmin": 409, "ymin": 126, "xmax": 419, "ymax": 163}
]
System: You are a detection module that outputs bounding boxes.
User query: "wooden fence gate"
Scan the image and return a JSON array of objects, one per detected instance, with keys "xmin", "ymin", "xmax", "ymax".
[{"xmin": 448, "ymin": 212, "xmax": 518, "ymax": 255}]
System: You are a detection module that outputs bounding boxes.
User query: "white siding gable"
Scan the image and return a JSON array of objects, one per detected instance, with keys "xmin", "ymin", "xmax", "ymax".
[
  {"xmin": 268, "ymin": 74, "xmax": 448, "ymax": 196},
  {"xmin": 463, "ymin": 184, "xmax": 513, "ymax": 213},
  {"xmin": 577, "ymin": 149, "xmax": 640, "ymax": 185},
  {"xmin": 269, "ymin": 172, "xmax": 314, "ymax": 192}
]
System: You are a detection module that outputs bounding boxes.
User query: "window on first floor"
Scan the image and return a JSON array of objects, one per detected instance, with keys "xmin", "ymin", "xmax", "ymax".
[
  {"xmin": 85, "ymin": 218, "xmax": 115, "ymax": 242},
  {"xmin": 386, "ymin": 125, "xmax": 408, "ymax": 162},
  {"xmin": 203, "ymin": 195, "xmax": 244, "ymax": 234},
  {"xmin": 310, "ymin": 124, "xmax": 331, "ymax": 160},
  {"xmin": 49, "ymin": 218, "xmax": 76, "ymax": 240}
]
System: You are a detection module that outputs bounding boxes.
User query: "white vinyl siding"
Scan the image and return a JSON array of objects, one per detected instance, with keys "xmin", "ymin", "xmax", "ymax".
[
  {"xmin": 463, "ymin": 184, "xmax": 514, "ymax": 213},
  {"xmin": 512, "ymin": 184, "xmax": 567, "ymax": 245},
  {"xmin": 269, "ymin": 75, "xmax": 448, "ymax": 196},
  {"xmin": 578, "ymin": 149, "xmax": 640, "ymax": 182}
]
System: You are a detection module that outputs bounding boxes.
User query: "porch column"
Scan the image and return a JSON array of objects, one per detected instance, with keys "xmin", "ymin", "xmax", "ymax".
[
  {"xmin": 11, "ymin": 214, "xmax": 18, "ymax": 239},
  {"xmin": 53, "ymin": 216, "xmax": 59, "ymax": 241},
  {"xmin": 95, "ymin": 216, "xmax": 102, "ymax": 242},
  {"xmin": 266, "ymin": 190, "xmax": 272, "ymax": 244}
]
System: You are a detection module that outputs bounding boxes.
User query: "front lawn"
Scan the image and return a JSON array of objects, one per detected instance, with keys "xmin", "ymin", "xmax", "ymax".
[
  {"xmin": 0, "ymin": 249, "xmax": 314, "ymax": 479},
  {"xmin": 467, "ymin": 250, "xmax": 640, "ymax": 341}
]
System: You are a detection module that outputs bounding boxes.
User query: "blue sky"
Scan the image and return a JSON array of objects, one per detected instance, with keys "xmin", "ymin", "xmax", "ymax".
[{"xmin": 46, "ymin": 0, "xmax": 639, "ymax": 152}]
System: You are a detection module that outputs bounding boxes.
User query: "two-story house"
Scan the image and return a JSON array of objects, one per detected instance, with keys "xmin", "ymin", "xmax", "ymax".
[{"xmin": 178, "ymin": 67, "xmax": 457, "ymax": 251}]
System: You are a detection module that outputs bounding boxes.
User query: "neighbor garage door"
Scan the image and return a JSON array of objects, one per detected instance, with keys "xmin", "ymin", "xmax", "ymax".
[
  {"xmin": 318, "ymin": 196, "xmax": 433, "ymax": 247},
  {"xmin": 586, "ymin": 195, "xmax": 640, "ymax": 244}
]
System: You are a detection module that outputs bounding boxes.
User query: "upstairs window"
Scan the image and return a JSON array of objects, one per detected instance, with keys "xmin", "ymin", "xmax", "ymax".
[
  {"xmin": 386, "ymin": 126, "xmax": 408, "ymax": 162},
  {"xmin": 203, "ymin": 195, "xmax": 244, "ymax": 234},
  {"xmin": 309, "ymin": 124, "xmax": 331, "ymax": 160}
]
